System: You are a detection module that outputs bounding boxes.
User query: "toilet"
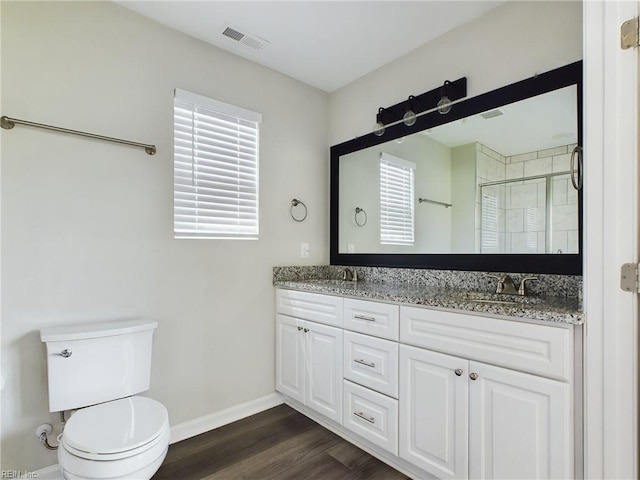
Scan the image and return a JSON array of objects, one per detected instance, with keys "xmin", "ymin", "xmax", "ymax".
[{"xmin": 40, "ymin": 319, "xmax": 170, "ymax": 480}]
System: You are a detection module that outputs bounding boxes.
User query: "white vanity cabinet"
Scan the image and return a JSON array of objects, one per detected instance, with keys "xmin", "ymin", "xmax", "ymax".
[
  {"xmin": 275, "ymin": 290, "xmax": 344, "ymax": 423},
  {"xmin": 275, "ymin": 288, "xmax": 576, "ymax": 480},
  {"xmin": 399, "ymin": 306, "xmax": 573, "ymax": 480}
]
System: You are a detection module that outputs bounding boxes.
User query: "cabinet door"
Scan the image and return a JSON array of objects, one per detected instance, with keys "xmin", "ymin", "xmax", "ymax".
[
  {"xmin": 399, "ymin": 345, "xmax": 468, "ymax": 479},
  {"xmin": 306, "ymin": 321, "xmax": 343, "ymax": 423},
  {"xmin": 468, "ymin": 362, "xmax": 572, "ymax": 479},
  {"xmin": 275, "ymin": 314, "xmax": 305, "ymax": 403}
]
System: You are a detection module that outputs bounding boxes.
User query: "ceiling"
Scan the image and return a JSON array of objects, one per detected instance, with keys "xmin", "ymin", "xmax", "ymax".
[
  {"xmin": 116, "ymin": 1, "xmax": 503, "ymax": 93},
  {"xmin": 427, "ymin": 85, "xmax": 577, "ymax": 156}
]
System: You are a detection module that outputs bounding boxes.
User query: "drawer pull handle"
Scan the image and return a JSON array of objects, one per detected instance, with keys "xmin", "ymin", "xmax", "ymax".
[
  {"xmin": 354, "ymin": 314, "xmax": 376, "ymax": 322},
  {"xmin": 353, "ymin": 411, "xmax": 376, "ymax": 424},
  {"xmin": 354, "ymin": 358, "xmax": 376, "ymax": 368}
]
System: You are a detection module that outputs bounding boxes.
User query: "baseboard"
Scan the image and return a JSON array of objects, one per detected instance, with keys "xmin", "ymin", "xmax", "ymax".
[{"xmin": 169, "ymin": 392, "xmax": 284, "ymax": 444}]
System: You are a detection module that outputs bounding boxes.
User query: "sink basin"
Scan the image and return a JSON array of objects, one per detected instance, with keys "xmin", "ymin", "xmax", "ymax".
[
  {"xmin": 445, "ymin": 291, "xmax": 543, "ymax": 306},
  {"xmin": 465, "ymin": 298, "xmax": 519, "ymax": 305},
  {"xmin": 303, "ymin": 279, "xmax": 357, "ymax": 286}
]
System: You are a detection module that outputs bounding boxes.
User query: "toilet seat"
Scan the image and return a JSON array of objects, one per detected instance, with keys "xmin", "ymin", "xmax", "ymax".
[{"xmin": 61, "ymin": 396, "xmax": 169, "ymax": 461}]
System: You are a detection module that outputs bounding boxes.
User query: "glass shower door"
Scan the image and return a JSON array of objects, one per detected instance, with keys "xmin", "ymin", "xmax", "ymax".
[{"xmin": 479, "ymin": 172, "xmax": 577, "ymax": 254}]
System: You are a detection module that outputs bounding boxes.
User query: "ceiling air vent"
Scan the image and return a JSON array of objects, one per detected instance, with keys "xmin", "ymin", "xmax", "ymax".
[
  {"xmin": 221, "ymin": 26, "xmax": 268, "ymax": 50},
  {"xmin": 222, "ymin": 27, "xmax": 244, "ymax": 42},
  {"xmin": 480, "ymin": 109, "xmax": 505, "ymax": 120}
]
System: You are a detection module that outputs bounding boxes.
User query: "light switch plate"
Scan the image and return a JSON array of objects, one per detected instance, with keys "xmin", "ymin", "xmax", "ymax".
[{"xmin": 300, "ymin": 242, "xmax": 310, "ymax": 258}]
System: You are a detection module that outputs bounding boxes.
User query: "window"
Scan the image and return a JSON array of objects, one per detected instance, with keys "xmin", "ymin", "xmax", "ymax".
[
  {"xmin": 173, "ymin": 89, "xmax": 261, "ymax": 239},
  {"xmin": 480, "ymin": 192, "xmax": 499, "ymax": 252},
  {"xmin": 379, "ymin": 153, "xmax": 415, "ymax": 245}
]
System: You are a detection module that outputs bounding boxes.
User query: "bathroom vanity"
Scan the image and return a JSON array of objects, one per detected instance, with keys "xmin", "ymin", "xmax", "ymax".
[{"xmin": 274, "ymin": 274, "xmax": 582, "ymax": 480}]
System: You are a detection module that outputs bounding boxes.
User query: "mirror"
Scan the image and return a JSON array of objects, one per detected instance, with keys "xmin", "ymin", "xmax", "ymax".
[{"xmin": 330, "ymin": 61, "xmax": 582, "ymax": 274}]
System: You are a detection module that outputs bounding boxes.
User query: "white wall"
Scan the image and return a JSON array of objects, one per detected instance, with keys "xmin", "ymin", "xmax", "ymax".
[
  {"xmin": 0, "ymin": 1, "xmax": 328, "ymax": 471},
  {"xmin": 328, "ymin": 1, "xmax": 583, "ymax": 145}
]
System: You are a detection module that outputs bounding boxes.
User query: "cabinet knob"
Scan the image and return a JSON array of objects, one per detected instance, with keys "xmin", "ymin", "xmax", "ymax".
[
  {"xmin": 454, "ymin": 368, "xmax": 463, "ymax": 376},
  {"xmin": 297, "ymin": 326, "xmax": 303, "ymax": 331},
  {"xmin": 469, "ymin": 372, "xmax": 478, "ymax": 381},
  {"xmin": 303, "ymin": 328, "xmax": 309, "ymax": 333}
]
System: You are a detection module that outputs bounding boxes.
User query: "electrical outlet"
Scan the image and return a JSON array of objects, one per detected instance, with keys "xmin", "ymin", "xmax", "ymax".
[{"xmin": 300, "ymin": 242, "xmax": 310, "ymax": 258}]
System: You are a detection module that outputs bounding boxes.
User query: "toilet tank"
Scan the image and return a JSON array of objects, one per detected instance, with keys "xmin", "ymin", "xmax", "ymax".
[{"xmin": 40, "ymin": 319, "xmax": 158, "ymax": 412}]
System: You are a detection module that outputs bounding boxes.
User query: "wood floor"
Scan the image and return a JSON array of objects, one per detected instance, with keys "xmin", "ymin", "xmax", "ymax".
[{"xmin": 152, "ymin": 404, "xmax": 409, "ymax": 480}]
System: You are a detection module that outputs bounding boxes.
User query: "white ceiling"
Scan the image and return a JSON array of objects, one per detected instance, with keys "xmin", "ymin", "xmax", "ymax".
[
  {"xmin": 116, "ymin": 1, "xmax": 503, "ymax": 93},
  {"xmin": 427, "ymin": 86, "xmax": 577, "ymax": 156}
]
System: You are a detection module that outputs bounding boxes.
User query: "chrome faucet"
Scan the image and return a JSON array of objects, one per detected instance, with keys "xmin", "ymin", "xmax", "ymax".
[
  {"xmin": 487, "ymin": 274, "xmax": 537, "ymax": 296},
  {"xmin": 518, "ymin": 276, "xmax": 538, "ymax": 296},
  {"xmin": 341, "ymin": 268, "xmax": 358, "ymax": 282}
]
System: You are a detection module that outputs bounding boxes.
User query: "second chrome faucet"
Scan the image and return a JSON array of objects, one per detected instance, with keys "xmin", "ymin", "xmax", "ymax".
[
  {"xmin": 488, "ymin": 274, "xmax": 537, "ymax": 296},
  {"xmin": 341, "ymin": 268, "xmax": 358, "ymax": 282}
]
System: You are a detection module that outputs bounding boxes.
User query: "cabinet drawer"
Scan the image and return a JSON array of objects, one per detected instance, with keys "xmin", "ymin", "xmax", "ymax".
[
  {"xmin": 344, "ymin": 331, "xmax": 398, "ymax": 398},
  {"xmin": 400, "ymin": 306, "xmax": 572, "ymax": 381},
  {"xmin": 344, "ymin": 298, "xmax": 399, "ymax": 340},
  {"xmin": 343, "ymin": 380, "xmax": 398, "ymax": 455},
  {"xmin": 276, "ymin": 289, "xmax": 343, "ymax": 327}
]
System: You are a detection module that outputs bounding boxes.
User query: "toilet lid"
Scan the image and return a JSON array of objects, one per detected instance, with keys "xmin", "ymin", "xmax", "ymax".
[{"xmin": 63, "ymin": 396, "xmax": 168, "ymax": 456}]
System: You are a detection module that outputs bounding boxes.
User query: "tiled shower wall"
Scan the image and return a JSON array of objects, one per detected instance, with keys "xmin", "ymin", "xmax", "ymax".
[{"xmin": 475, "ymin": 143, "xmax": 579, "ymax": 254}]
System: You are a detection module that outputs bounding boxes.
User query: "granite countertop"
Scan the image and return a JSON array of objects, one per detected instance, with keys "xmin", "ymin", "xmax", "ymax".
[{"xmin": 274, "ymin": 279, "xmax": 584, "ymax": 325}]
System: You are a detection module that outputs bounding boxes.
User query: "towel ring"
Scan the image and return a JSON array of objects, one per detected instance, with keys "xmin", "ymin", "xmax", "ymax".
[
  {"xmin": 355, "ymin": 207, "xmax": 367, "ymax": 226},
  {"xmin": 290, "ymin": 199, "xmax": 307, "ymax": 222}
]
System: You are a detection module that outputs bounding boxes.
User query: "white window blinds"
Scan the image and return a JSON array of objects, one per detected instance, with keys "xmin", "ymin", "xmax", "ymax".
[
  {"xmin": 379, "ymin": 153, "xmax": 415, "ymax": 245},
  {"xmin": 174, "ymin": 88, "xmax": 261, "ymax": 239},
  {"xmin": 481, "ymin": 192, "xmax": 499, "ymax": 252}
]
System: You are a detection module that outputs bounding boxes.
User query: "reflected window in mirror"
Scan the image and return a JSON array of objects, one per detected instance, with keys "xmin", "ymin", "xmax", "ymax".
[{"xmin": 380, "ymin": 153, "xmax": 415, "ymax": 246}]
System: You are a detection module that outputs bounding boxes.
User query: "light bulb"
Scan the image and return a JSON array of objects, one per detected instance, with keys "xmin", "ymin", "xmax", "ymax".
[
  {"xmin": 403, "ymin": 110, "xmax": 417, "ymax": 126},
  {"xmin": 437, "ymin": 96, "xmax": 452, "ymax": 114},
  {"xmin": 374, "ymin": 121, "xmax": 385, "ymax": 136}
]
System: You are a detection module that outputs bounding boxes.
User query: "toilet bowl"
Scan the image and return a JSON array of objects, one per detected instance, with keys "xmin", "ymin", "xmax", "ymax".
[{"xmin": 57, "ymin": 396, "xmax": 170, "ymax": 480}]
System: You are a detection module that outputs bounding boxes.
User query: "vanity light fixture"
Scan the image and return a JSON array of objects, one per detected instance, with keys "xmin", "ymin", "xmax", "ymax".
[
  {"xmin": 437, "ymin": 80, "xmax": 452, "ymax": 114},
  {"xmin": 372, "ymin": 77, "xmax": 467, "ymax": 136},
  {"xmin": 374, "ymin": 108, "xmax": 386, "ymax": 137},
  {"xmin": 403, "ymin": 95, "xmax": 417, "ymax": 126}
]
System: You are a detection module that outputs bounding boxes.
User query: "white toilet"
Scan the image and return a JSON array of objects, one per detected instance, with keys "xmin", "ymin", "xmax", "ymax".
[{"xmin": 40, "ymin": 319, "xmax": 170, "ymax": 480}]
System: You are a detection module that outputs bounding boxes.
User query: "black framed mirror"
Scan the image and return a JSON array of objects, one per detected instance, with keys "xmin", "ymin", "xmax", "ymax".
[{"xmin": 330, "ymin": 61, "xmax": 582, "ymax": 274}]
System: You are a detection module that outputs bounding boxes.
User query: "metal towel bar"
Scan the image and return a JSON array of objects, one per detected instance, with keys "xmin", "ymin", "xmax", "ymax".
[
  {"xmin": 418, "ymin": 197, "xmax": 452, "ymax": 208},
  {"xmin": 1, "ymin": 116, "xmax": 156, "ymax": 155}
]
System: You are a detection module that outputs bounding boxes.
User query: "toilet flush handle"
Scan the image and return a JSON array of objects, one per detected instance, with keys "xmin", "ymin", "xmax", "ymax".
[{"xmin": 58, "ymin": 349, "xmax": 72, "ymax": 358}]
